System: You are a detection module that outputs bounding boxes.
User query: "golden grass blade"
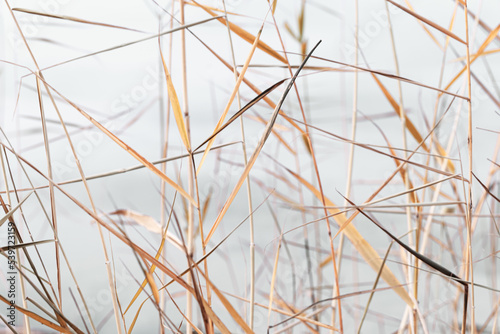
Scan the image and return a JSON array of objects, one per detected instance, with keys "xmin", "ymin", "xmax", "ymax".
[
  {"xmin": 192, "ymin": 1, "xmax": 287, "ymax": 64},
  {"xmin": 267, "ymin": 235, "xmax": 282, "ymax": 329},
  {"xmin": 0, "ymin": 191, "xmax": 33, "ymax": 227},
  {"xmin": 194, "ymin": 79, "xmax": 286, "ymax": 153},
  {"xmin": 160, "ymin": 48, "xmax": 191, "ymax": 151},
  {"xmin": 370, "ymin": 74, "xmax": 455, "ymax": 173},
  {"xmin": 0, "ymin": 295, "xmax": 74, "ymax": 333},
  {"xmin": 386, "ymin": 0, "xmax": 466, "ymax": 44},
  {"xmin": 164, "ymin": 33, "xmax": 305, "ymax": 152},
  {"xmin": 402, "ymin": 0, "xmax": 443, "ymax": 50},
  {"xmin": 198, "ymin": 269, "xmax": 254, "ymax": 334},
  {"xmin": 443, "ymin": 24, "xmax": 500, "ymax": 92},
  {"xmin": 38, "ymin": 80, "xmax": 197, "ymax": 207},
  {"xmin": 195, "ymin": 24, "xmax": 267, "ymax": 173},
  {"xmin": 12, "ymin": 8, "xmax": 143, "ymax": 32},
  {"xmin": 204, "ymin": 41, "xmax": 321, "ymax": 245},
  {"xmin": 144, "ymin": 270, "xmax": 160, "ymax": 305},
  {"xmin": 7, "ymin": 145, "xmax": 233, "ymax": 333},
  {"xmin": 283, "ymin": 167, "xmax": 414, "ymax": 307},
  {"xmin": 371, "ymin": 74, "xmax": 428, "ymax": 151}
]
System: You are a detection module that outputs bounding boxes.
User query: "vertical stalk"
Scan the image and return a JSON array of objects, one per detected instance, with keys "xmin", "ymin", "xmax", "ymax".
[
  {"xmin": 384, "ymin": 1, "xmax": 415, "ymax": 330},
  {"xmin": 220, "ymin": 0, "xmax": 256, "ymax": 328},
  {"xmin": 463, "ymin": 1, "xmax": 475, "ymax": 333},
  {"xmin": 0, "ymin": 149, "xmax": 31, "ymax": 333},
  {"xmin": 178, "ymin": 1, "xmax": 196, "ymax": 333}
]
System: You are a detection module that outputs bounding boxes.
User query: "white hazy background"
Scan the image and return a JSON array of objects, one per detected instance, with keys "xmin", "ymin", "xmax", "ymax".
[{"xmin": 1, "ymin": 0, "xmax": 500, "ymax": 333}]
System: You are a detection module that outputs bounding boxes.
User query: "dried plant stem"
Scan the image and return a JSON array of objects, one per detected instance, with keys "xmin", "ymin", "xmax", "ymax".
[
  {"xmin": 221, "ymin": 0, "xmax": 256, "ymax": 328},
  {"xmin": 384, "ymin": 1, "xmax": 416, "ymax": 331},
  {"xmin": 463, "ymin": 1, "xmax": 476, "ymax": 333},
  {"xmin": 159, "ymin": 1, "xmax": 175, "ymax": 327},
  {"xmin": 177, "ymin": 0, "xmax": 195, "ymax": 331},
  {"xmin": 0, "ymin": 149, "xmax": 32, "ymax": 334}
]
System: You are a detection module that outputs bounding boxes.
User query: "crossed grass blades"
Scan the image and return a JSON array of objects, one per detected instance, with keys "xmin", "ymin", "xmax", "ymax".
[{"xmin": 1, "ymin": 1, "xmax": 500, "ymax": 333}]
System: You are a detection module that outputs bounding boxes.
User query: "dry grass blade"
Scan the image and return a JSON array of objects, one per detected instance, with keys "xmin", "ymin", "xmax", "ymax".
[
  {"xmin": 160, "ymin": 47, "xmax": 191, "ymax": 151},
  {"xmin": 0, "ymin": 295, "xmax": 74, "ymax": 333},
  {"xmin": 473, "ymin": 172, "xmax": 500, "ymax": 203},
  {"xmin": 365, "ymin": 74, "xmax": 455, "ymax": 173},
  {"xmin": 194, "ymin": 79, "xmax": 286, "ymax": 153},
  {"xmin": 371, "ymin": 74, "xmax": 428, "ymax": 151},
  {"xmin": 204, "ymin": 41, "xmax": 321, "ymax": 245},
  {"xmin": 0, "ymin": 239, "xmax": 54, "ymax": 253},
  {"xmin": 197, "ymin": 269, "xmax": 253, "ymax": 334},
  {"xmin": 268, "ymin": 285, "xmax": 402, "ymax": 331},
  {"xmin": 39, "ymin": 16, "xmax": 222, "ymax": 71},
  {"xmin": 300, "ymin": 54, "xmax": 469, "ymax": 100},
  {"xmin": 386, "ymin": 0, "xmax": 466, "ymax": 44},
  {"xmin": 109, "ymin": 210, "xmax": 183, "ymax": 250},
  {"xmin": 341, "ymin": 194, "xmax": 469, "ymax": 329},
  {"xmin": 443, "ymin": 24, "xmax": 500, "ymax": 93},
  {"xmin": 192, "ymin": 1, "xmax": 287, "ymax": 64},
  {"xmin": 281, "ymin": 166, "xmax": 414, "ymax": 307},
  {"xmin": 0, "ymin": 191, "xmax": 33, "ymax": 227},
  {"xmin": 3, "ymin": 145, "xmax": 231, "ymax": 333},
  {"xmin": 195, "ymin": 23, "xmax": 266, "ymax": 174},
  {"xmin": 38, "ymin": 79, "xmax": 198, "ymax": 207},
  {"xmin": 12, "ymin": 7, "xmax": 143, "ymax": 32}
]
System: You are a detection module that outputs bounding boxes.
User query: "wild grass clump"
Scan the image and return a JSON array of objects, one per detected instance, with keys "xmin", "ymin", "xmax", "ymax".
[{"xmin": 1, "ymin": 0, "xmax": 499, "ymax": 333}]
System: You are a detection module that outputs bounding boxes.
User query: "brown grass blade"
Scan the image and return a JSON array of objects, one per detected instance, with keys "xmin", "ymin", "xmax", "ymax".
[
  {"xmin": 12, "ymin": 7, "xmax": 143, "ymax": 32},
  {"xmin": 194, "ymin": 79, "xmax": 286, "ymax": 153},
  {"xmin": 192, "ymin": 1, "xmax": 287, "ymax": 64},
  {"xmin": 38, "ymin": 80, "xmax": 198, "ymax": 207},
  {"xmin": 473, "ymin": 172, "xmax": 500, "ymax": 203},
  {"xmin": 189, "ymin": 35, "xmax": 307, "ymax": 151},
  {"xmin": 0, "ymin": 239, "xmax": 54, "ymax": 253},
  {"xmin": 195, "ymin": 24, "xmax": 266, "ymax": 173},
  {"xmin": 0, "ymin": 191, "xmax": 33, "ymax": 227},
  {"xmin": 198, "ymin": 269, "xmax": 254, "ymax": 334},
  {"xmin": 283, "ymin": 166, "xmax": 414, "ymax": 307},
  {"xmin": 160, "ymin": 47, "xmax": 191, "ymax": 151},
  {"xmin": 38, "ymin": 16, "xmax": 222, "ymax": 71},
  {"xmin": 204, "ymin": 41, "xmax": 321, "ymax": 245},
  {"xmin": 386, "ymin": 0, "xmax": 466, "ymax": 44},
  {"xmin": 371, "ymin": 74, "xmax": 455, "ymax": 172},
  {"xmin": 301, "ymin": 54, "xmax": 469, "ymax": 100},
  {"xmin": 0, "ymin": 295, "xmax": 74, "ymax": 333}
]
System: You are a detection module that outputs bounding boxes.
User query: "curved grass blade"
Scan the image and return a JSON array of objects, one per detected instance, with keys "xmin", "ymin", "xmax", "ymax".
[
  {"xmin": 191, "ymin": 1, "xmax": 287, "ymax": 64},
  {"xmin": 386, "ymin": 0, "xmax": 466, "ymax": 44},
  {"xmin": 193, "ymin": 79, "xmax": 286, "ymax": 153},
  {"xmin": 12, "ymin": 8, "xmax": 144, "ymax": 32},
  {"xmin": 282, "ymin": 166, "xmax": 414, "ymax": 307},
  {"xmin": 204, "ymin": 41, "xmax": 322, "ymax": 245},
  {"xmin": 160, "ymin": 47, "xmax": 191, "ymax": 151}
]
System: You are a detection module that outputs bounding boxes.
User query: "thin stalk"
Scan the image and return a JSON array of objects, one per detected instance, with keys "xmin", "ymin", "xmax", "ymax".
[
  {"xmin": 266, "ymin": 6, "xmax": 344, "ymax": 331},
  {"xmin": 159, "ymin": 2, "xmax": 174, "ymax": 328},
  {"xmin": 0, "ymin": 149, "xmax": 31, "ymax": 333},
  {"xmin": 463, "ymin": 1, "xmax": 476, "ymax": 333},
  {"xmin": 384, "ymin": 1, "xmax": 415, "ymax": 330},
  {"xmin": 220, "ymin": 0, "xmax": 256, "ymax": 328}
]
